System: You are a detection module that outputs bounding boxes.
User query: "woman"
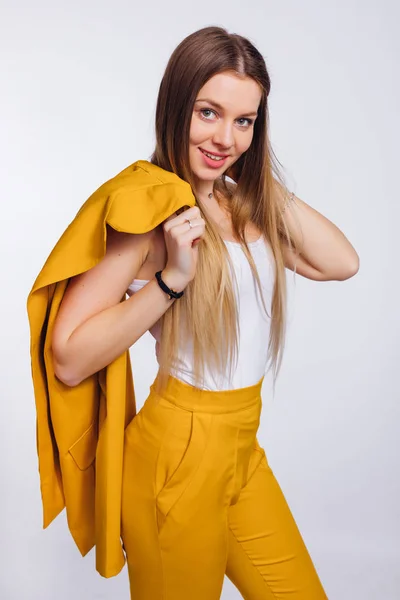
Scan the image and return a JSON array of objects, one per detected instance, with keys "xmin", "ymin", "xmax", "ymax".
[{"xmin": 42, "ymin": 26, "xmax": 359, "ymax": 599}]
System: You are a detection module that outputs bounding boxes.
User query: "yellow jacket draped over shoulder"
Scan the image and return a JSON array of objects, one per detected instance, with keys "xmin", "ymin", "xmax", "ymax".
[{"xmin": 26, "ymin": 160, "xmax": 196, "ymax": 578}]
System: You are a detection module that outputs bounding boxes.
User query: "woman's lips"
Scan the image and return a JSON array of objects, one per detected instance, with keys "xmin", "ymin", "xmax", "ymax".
[{"xmin": 199, "ymin": 147, "xmax": 229, "ymax": 169}]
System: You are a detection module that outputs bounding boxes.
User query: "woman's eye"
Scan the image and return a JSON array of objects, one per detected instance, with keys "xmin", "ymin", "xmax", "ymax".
[
  {"xmin": 200, "ymin": 109, "xmax": 216, "ymax": 120},
  {"xmin": 237, "ymin": 118, "xmax": 253, "ymax": 128},
  {"xmin": 198, "ymin": 109, "xmax": 253, "ymax": 128}
]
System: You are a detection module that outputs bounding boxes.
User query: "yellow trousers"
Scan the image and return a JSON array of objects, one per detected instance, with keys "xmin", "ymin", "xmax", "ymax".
[{"xmin": 121, "ymin": 375, "xmax": 327, "ymax": 599}]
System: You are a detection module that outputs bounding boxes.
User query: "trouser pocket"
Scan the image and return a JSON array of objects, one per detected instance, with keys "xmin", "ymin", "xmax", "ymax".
[{"xmin": 155, "ymin": 406, "xmax": 210, "ymax": 530}]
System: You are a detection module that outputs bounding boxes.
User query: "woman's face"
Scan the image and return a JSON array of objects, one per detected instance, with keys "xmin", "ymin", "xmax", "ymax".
[{"xmin": 189, "ymin": 71, "xmax": 262, "ymax": 188}]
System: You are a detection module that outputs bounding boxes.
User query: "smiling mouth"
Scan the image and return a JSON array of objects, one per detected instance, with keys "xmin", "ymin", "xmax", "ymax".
[{"xmin": 199, "ymin": 148, "xmax": 229, "ymax": 161}]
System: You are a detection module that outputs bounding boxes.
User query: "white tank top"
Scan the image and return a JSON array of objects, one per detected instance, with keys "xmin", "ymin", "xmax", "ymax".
[{"xmin": 126, "ymin": 236, "xmax": 275, "ymax": 391}]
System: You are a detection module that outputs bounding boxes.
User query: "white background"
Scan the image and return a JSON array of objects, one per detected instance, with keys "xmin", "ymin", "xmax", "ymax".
[{"xmin": 1, "ymin": 0, "xmax": 399, "ymax": 598}]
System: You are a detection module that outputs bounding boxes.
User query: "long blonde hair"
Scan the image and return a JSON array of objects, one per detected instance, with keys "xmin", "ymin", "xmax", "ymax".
[{"xmin": 150, "ymin": 26, "xmax": 298, "ymax": 392}]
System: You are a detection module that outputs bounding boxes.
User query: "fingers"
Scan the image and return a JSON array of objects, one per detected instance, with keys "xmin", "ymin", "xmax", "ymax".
[
  {"xmin": 175, "ymin": 205, "xmax": 192, "ymax": 216},
  {"xmin": 163, "ymin": 206, "xmax": 206, "ymax": 246},
  {"xmin": 167, "ymin": 222, "xmax": 205, "ymax": 250},
  {"xmin": 163, "ymin": 206, "xmax": 202, "ymax": 231},
  {"xmin": 167, "ymin": 217, "xmax": 203, "ymax": 237}
]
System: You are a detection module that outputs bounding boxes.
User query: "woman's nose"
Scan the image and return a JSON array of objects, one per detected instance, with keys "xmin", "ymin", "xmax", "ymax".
[{"xmin": 212, "ymin": 122, "xmax": 234, "ymax": 149}]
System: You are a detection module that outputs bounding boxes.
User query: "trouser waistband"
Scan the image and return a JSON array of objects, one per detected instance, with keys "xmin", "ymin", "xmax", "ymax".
[{"xmin": 150, "ymin": 374, "xmax": 264, "ymax": 414}]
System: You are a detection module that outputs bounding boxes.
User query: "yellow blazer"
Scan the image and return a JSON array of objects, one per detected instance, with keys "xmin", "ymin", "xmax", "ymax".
[{"xmin": 27, "ymin": 160, "xmax": 196, "ymax": 577}]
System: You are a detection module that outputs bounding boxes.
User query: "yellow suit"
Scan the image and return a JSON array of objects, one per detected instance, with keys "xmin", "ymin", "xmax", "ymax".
[{"xmin": 26, "ymin": 160, "xmax": 196, "ymax": 578}]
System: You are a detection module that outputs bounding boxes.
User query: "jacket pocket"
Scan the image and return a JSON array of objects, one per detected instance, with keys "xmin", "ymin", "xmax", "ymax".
[{"xmin": 68, "ymin": 422, "xmax": 97, "ymax": 471}]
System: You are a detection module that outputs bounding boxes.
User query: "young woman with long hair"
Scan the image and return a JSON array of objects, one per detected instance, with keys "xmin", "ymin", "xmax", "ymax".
[{"xmin": 44, "ymin": 25, "xmax": 358, "ymax": 599}]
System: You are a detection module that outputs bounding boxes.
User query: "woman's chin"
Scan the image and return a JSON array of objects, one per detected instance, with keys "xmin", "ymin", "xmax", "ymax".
[
  {"xmin": 192, "ymin": 171, "xmax": 217, "ymax": 183},
  {"xmin": 190, "ymin": 162, "xmax": 230, "ymax": 183}
]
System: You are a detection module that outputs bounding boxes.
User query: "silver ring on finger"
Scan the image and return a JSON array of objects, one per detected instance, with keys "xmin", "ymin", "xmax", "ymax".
[{"xmin": 185, "ymin": 218, "xmax": 194, "ymax": 229}]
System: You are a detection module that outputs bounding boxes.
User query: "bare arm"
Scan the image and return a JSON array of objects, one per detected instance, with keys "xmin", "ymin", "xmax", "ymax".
[
  {"xmin": 52, "ymin": 206, "xmax": 205, "ymax": 387},
  {"xmin": 275, "ymin": 181, "xmax": 360, "ymax": 281},
  {"xmin": 52, "ymin": 226, "xmax": 171, "ymax": 386}
]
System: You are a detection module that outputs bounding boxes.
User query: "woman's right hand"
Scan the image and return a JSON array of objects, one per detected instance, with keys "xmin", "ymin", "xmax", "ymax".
[{"xmin": 161, "ymin": 205, "xmax": 206, "ymax": 292}]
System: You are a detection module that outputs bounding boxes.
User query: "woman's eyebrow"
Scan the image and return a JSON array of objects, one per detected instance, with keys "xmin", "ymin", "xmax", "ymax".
[{"xmin": 195, "ymin": 98, "xmax": 258, "ymax": 118}]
